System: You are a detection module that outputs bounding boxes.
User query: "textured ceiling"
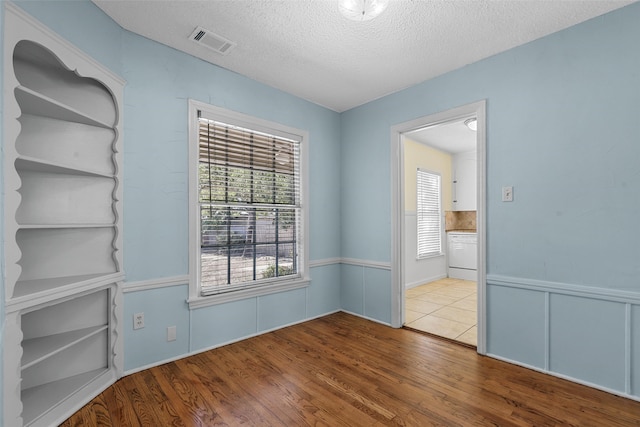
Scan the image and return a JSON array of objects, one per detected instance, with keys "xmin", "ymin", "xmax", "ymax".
[{"xmin": 92, "ymin": 0, "xmax": 635, "ymax": 112}]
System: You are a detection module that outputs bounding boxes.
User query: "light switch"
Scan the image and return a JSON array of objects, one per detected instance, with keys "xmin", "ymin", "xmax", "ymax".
[{"xmin": 502, "ymin": 186, "xmax": 513, "ymax": 202}]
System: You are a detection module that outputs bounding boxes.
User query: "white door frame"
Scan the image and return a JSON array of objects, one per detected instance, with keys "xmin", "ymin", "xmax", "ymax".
[{"xmin": 390, "ymin": 100, "xmax": 487, "ymax": 354}]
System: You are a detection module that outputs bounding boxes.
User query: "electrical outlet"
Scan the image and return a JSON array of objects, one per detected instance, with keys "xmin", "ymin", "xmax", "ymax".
[
  {"xmin": 502, "ymin": 186, "xmax": 513, "ymax": 202},
  {"xmin": 167, "ymin": 326, "xmax": 177, "ymax": 342},
  {"xmin": 133, "ymin": 312, "xmax": 145, "ymax": 330}
]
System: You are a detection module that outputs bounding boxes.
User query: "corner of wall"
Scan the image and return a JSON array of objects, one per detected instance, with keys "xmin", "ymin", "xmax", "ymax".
[{"xmin": 1, "ymin": 1, "xmax": 6, "ymax": 424}]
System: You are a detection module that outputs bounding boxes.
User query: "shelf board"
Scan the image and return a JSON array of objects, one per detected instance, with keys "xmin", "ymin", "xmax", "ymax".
[
  {"xmin": 15, "ymin": 85, "xmax": 113, "ymax": 129},
  {"xmin": 15, "ymin": 156, "xmax": 114, "ymax": 178},
  {"xmin": 21, "ymin": 368, "xmax": 108, "ymax": 426},
  {"xmin": 13, "ymin": 273, "xmax": 116, "ymax": 299},
  {"xmin": 21, "ymin": 325, "xmax": 107, "ymax": 370},
  {"xmin": 18, "ymin": 223, "xmax": 115, "ymax": 229}
]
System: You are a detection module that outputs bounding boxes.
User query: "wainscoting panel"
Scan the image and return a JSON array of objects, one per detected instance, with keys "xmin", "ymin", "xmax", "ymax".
[
  {"xmin": 486, "ymin": 284, "xmax": 546, "ymax": 369},
  {"xmin": 487, "ymin": 275, "xmax": 640, "ymax": 400},
  {"xmin": 549, "ymin": 294, "xmax": 627, "ymax": 391},
  {"xmin": 364, "ymin": 267, "xmax": 392, "ymax": 324},
  {"xmin": 307, "ymin": 264, "xmax": 341, "ymax": 318},
  {"xmin": 341, "ymin": 264, "xmax": 365, "ymax": 315},
  {"xmin": 190, "ymin": 297, "xmax": 258, "ymax": 352},
  {"xmin": 632, "ymin": 305, "xmax": 640, "ymax": 396},
  {"xmin": 124, "ymin": 284, "xmax": 190, "ymax": 371},
  {"xmin": 258, "ymin": 287, "xmax": 307, "ymax": 331}
]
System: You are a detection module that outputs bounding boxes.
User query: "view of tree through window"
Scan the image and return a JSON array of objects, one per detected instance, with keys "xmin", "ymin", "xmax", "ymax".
[{"xmin": 198, "ymin": 117, "xmax": 301, "ymax": 292}]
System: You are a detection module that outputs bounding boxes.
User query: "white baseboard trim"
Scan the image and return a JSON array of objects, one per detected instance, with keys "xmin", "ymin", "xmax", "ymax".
[
  {"xmin": 123, "ymin": 309, "xmax": 342, "ymax": 377},
  {"xmin": 405, "ymin": 274, "xmax": 447, "ymax": 289},
  {"xmin": 340, "ymin": 309, "xmax": 393, "ymax": 327},
  {"xmin": 486, "ymin": 352, "xmax": 640, "ymax": 403}
]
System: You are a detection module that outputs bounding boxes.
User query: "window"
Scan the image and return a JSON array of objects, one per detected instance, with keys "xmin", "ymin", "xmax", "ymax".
[
  {"xmin": 189, "ymin": 101, "xmax": 308, "ymax": 301},
  {"xmin": 416, "ymin": 169, "xmax": 442, "ymax": 258}
]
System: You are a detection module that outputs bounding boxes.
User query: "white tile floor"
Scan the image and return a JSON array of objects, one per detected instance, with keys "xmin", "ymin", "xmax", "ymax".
[{"xmin": 404, "ymin": 278, "xmax": 477, "ymax": 346}]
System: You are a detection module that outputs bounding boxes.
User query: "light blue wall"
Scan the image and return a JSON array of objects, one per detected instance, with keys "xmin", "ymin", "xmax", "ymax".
[
  {"xmin": 4, "ymin": 0, "xmax": 343, "ymax": 385},
  {"xmin": 119, "ymin": 29, "xmax": 342, "ymax": 281},
  {"xmin": 339, "ymin": 1, "xmax": 640, "ymax": 399},
  {"xmin": 13, "ymin": 0, "xmax": 122, "ymax": 74},
  {"xmin": 3, "ymin": 0, "xmax": 640, "ymax": 418},
  {"xmin": 124, "ymin": 285, "xmax": 190, "ymax": 371},
  {"xmin": 118, "ymin": 18, "xmax": 342, "ymax": 368},
  {"xmin": 0, "ymin": 0, "xmax": 5, "ymax": 421}
]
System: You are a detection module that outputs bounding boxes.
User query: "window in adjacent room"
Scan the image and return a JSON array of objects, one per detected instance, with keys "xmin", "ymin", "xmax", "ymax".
[
  {"xmin": 416, "ymin": 169, "xmax": 442, "ymax": 258},
  {"xmin": 189, "ymin": 101, "xmax": 308, "ymax": 302}
]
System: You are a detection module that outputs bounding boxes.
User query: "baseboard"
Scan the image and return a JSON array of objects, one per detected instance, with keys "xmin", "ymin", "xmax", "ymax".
[
  {"xmin": 486, "ymin": 352, "xmax": 640, "ymax": 403},
  {"xmin": 123, "ymin": 309, "xmax": 342, "ymax": 377},
  {"xmin": 405, "ymin": 274, "xmax": 447, "ymax": 289}
]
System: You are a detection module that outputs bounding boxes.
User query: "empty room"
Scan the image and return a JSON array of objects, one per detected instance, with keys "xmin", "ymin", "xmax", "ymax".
[{"xmin": 2, "ymin": 0, "xmax": 640, "ymax": 426}]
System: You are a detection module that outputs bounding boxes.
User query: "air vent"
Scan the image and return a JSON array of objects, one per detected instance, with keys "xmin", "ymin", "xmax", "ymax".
[{"xmin": 189, "ymin": 26, "xmax": 236, "ymax": 55}]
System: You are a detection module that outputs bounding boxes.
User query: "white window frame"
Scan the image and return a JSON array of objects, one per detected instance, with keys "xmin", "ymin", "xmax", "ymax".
[
  {"xmin": 416, "ymin": 168, "xmax": 443, "ymax": 259},
  {"xmin": 187, "ymin": 100, "xmax": 309, "ymax": 309}
]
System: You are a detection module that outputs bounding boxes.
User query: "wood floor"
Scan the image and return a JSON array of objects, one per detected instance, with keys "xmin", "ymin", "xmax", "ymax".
[{"xmin": 61, "ymin": 312, "xmax": 640, "ymax": 426}]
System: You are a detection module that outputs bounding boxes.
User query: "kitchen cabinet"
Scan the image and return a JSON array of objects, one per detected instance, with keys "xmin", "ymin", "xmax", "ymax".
[{"xmin": 452, "ymin": 150, "xmax": 477, "ymax": 211}]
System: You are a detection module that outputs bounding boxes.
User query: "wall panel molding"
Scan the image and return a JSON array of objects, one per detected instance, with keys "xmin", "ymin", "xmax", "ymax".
[
  {"xmin": 341, "ymin": 257, "xmax": 391, "ymax": 270},
  {"xmin": 488, "ymin": 274, "xmax": 640, "ymax": 304},
  {"xmin": 487, "ymin": 275, "xmax": 639, "ymax": 400},
  {"xmin": 309, "ymin": 258, "xmax": 342, "ymax": 268},
  {"xmin": 123, "ymin": 275, "xmax": 190, "ymax": 293}
]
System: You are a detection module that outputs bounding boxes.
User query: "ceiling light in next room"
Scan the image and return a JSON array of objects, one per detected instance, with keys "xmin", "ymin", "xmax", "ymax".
[
  {"xmin": 465, "ymin": 118, "xmax": 478, "ymax": 131},
  {"xmin": 339, "ymin": 0, "xmax": 389, "ymax": 21}
]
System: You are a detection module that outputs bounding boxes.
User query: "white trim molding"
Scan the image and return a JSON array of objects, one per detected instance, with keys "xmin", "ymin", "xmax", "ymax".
[
  {"xmin": 123, "ymin": 275, "xmax": 190, "ymax": 293},
  {"xmin": 341, "ymin": 257, "xmax": 391, "ymax": 270},
  {"xmin": 487, "ymin": 274, "xmax": 640, "ymax": 304},
  {"xmin": 390, "ymin": 100, "xmax": 487, "ymax": 349},
  {"xmin": 309, "ymin": 257, "xmax": 342, "ymax": 268},
  {"xmin": 187, "ymin": 99, "xmax": 311, "ymax": 308},
  {"xmin": 187, "ymin": 278, "xmax": 310, "ymax": 310},
  {"xmin": 486, "ymin": 352, "xmax": 640, "ymax": 403}
]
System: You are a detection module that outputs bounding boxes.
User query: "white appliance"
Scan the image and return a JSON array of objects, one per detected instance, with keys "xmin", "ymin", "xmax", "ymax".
[{"xmin": 448, "ymin": 232, "xmax": 477, "ymax": 280}]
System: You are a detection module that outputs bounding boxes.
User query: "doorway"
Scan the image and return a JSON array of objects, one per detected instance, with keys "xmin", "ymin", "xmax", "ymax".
[{"xmin": 390, "ymin": 101, "xmax": 486, "ymax": 354}]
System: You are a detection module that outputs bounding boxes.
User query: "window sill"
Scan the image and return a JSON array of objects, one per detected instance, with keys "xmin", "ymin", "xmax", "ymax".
[{"xmin": 187, "ymin": 277, "xmax": 310, "ymax": 310}]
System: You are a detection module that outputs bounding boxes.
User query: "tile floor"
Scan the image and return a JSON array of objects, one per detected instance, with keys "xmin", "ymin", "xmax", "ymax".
[{"xmin": 404, "ymin": 278, "xmax": 477, "ymax": 346}]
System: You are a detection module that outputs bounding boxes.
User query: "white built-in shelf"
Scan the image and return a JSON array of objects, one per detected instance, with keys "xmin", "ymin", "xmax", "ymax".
[
  {"xmin": 12, "ymin": 273, "xmax": 115, "ymax": 300},
  {"xmin": 15, "ymin": 156, "xmax": 114, "ymax": 178},
  {"xmin": 18, "ymin": 223, "xmax": 115, "ymax": 229},
  {"xmin": 14, "ymin": 85, "xmax": 113, "ymax": 129},
  {"xmin": 4, "ymin": 8, "xmax": 124, "ymax": 426},
  {"xmin": 21, "ymin": 368, "xmax": 108, "ymax": 426},
  {"xmin": 21, "ymin": 326, "xmax": 107, "ymax": 370}
]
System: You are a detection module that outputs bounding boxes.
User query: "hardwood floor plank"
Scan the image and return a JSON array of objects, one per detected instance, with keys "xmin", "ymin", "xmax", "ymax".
[
  {"xmin": 101, "ymin": 380, "xmax": 143, "ymax": 427},
  {"xmin": 62, "ymin": 312, "xmax": 640, "ymax": 426}
]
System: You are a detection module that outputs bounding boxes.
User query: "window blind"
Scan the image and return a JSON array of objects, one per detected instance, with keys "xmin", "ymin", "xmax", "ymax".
[
  {"xmin": 198, "ymin": 116, "xmax": 301, "ymax": 293},
  {"xmin": 417, "ymin": 169, "xmax": 442, "ymax": 258}
]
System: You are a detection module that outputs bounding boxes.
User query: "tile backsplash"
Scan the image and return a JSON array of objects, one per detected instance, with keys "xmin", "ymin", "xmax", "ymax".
[{"xmin": 445, "ymin": 210, "xmax": 476, "ymax": 232}]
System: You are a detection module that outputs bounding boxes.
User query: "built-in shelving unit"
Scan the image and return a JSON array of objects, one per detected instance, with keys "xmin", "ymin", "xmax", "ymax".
[{"xmin": 3, "ymin": 4, "xmax": 125, "ymax": 426}]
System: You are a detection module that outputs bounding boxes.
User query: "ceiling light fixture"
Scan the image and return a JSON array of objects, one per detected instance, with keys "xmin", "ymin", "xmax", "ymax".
[
  {"xmin": 464, "ymin": 118, "xmax": 477, "ymax": 131},
  {"xmin": 339, "ymin": 0, "xmax": 389, "ymax": 21}
]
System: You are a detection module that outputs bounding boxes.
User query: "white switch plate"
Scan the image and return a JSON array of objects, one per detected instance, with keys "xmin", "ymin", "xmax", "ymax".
[
  {"xmin": 167, "ymin": 326, "xmax": 177, "ymax": 342},
  {"xmin": 502, "ymin": 186, "xmax": 513, "ymax": 202}
]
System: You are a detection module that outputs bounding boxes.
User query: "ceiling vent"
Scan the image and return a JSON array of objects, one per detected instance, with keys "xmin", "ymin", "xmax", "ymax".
[{"xmin": 189, "ymin": 26, "xmax": 236, "ymax": 55}]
